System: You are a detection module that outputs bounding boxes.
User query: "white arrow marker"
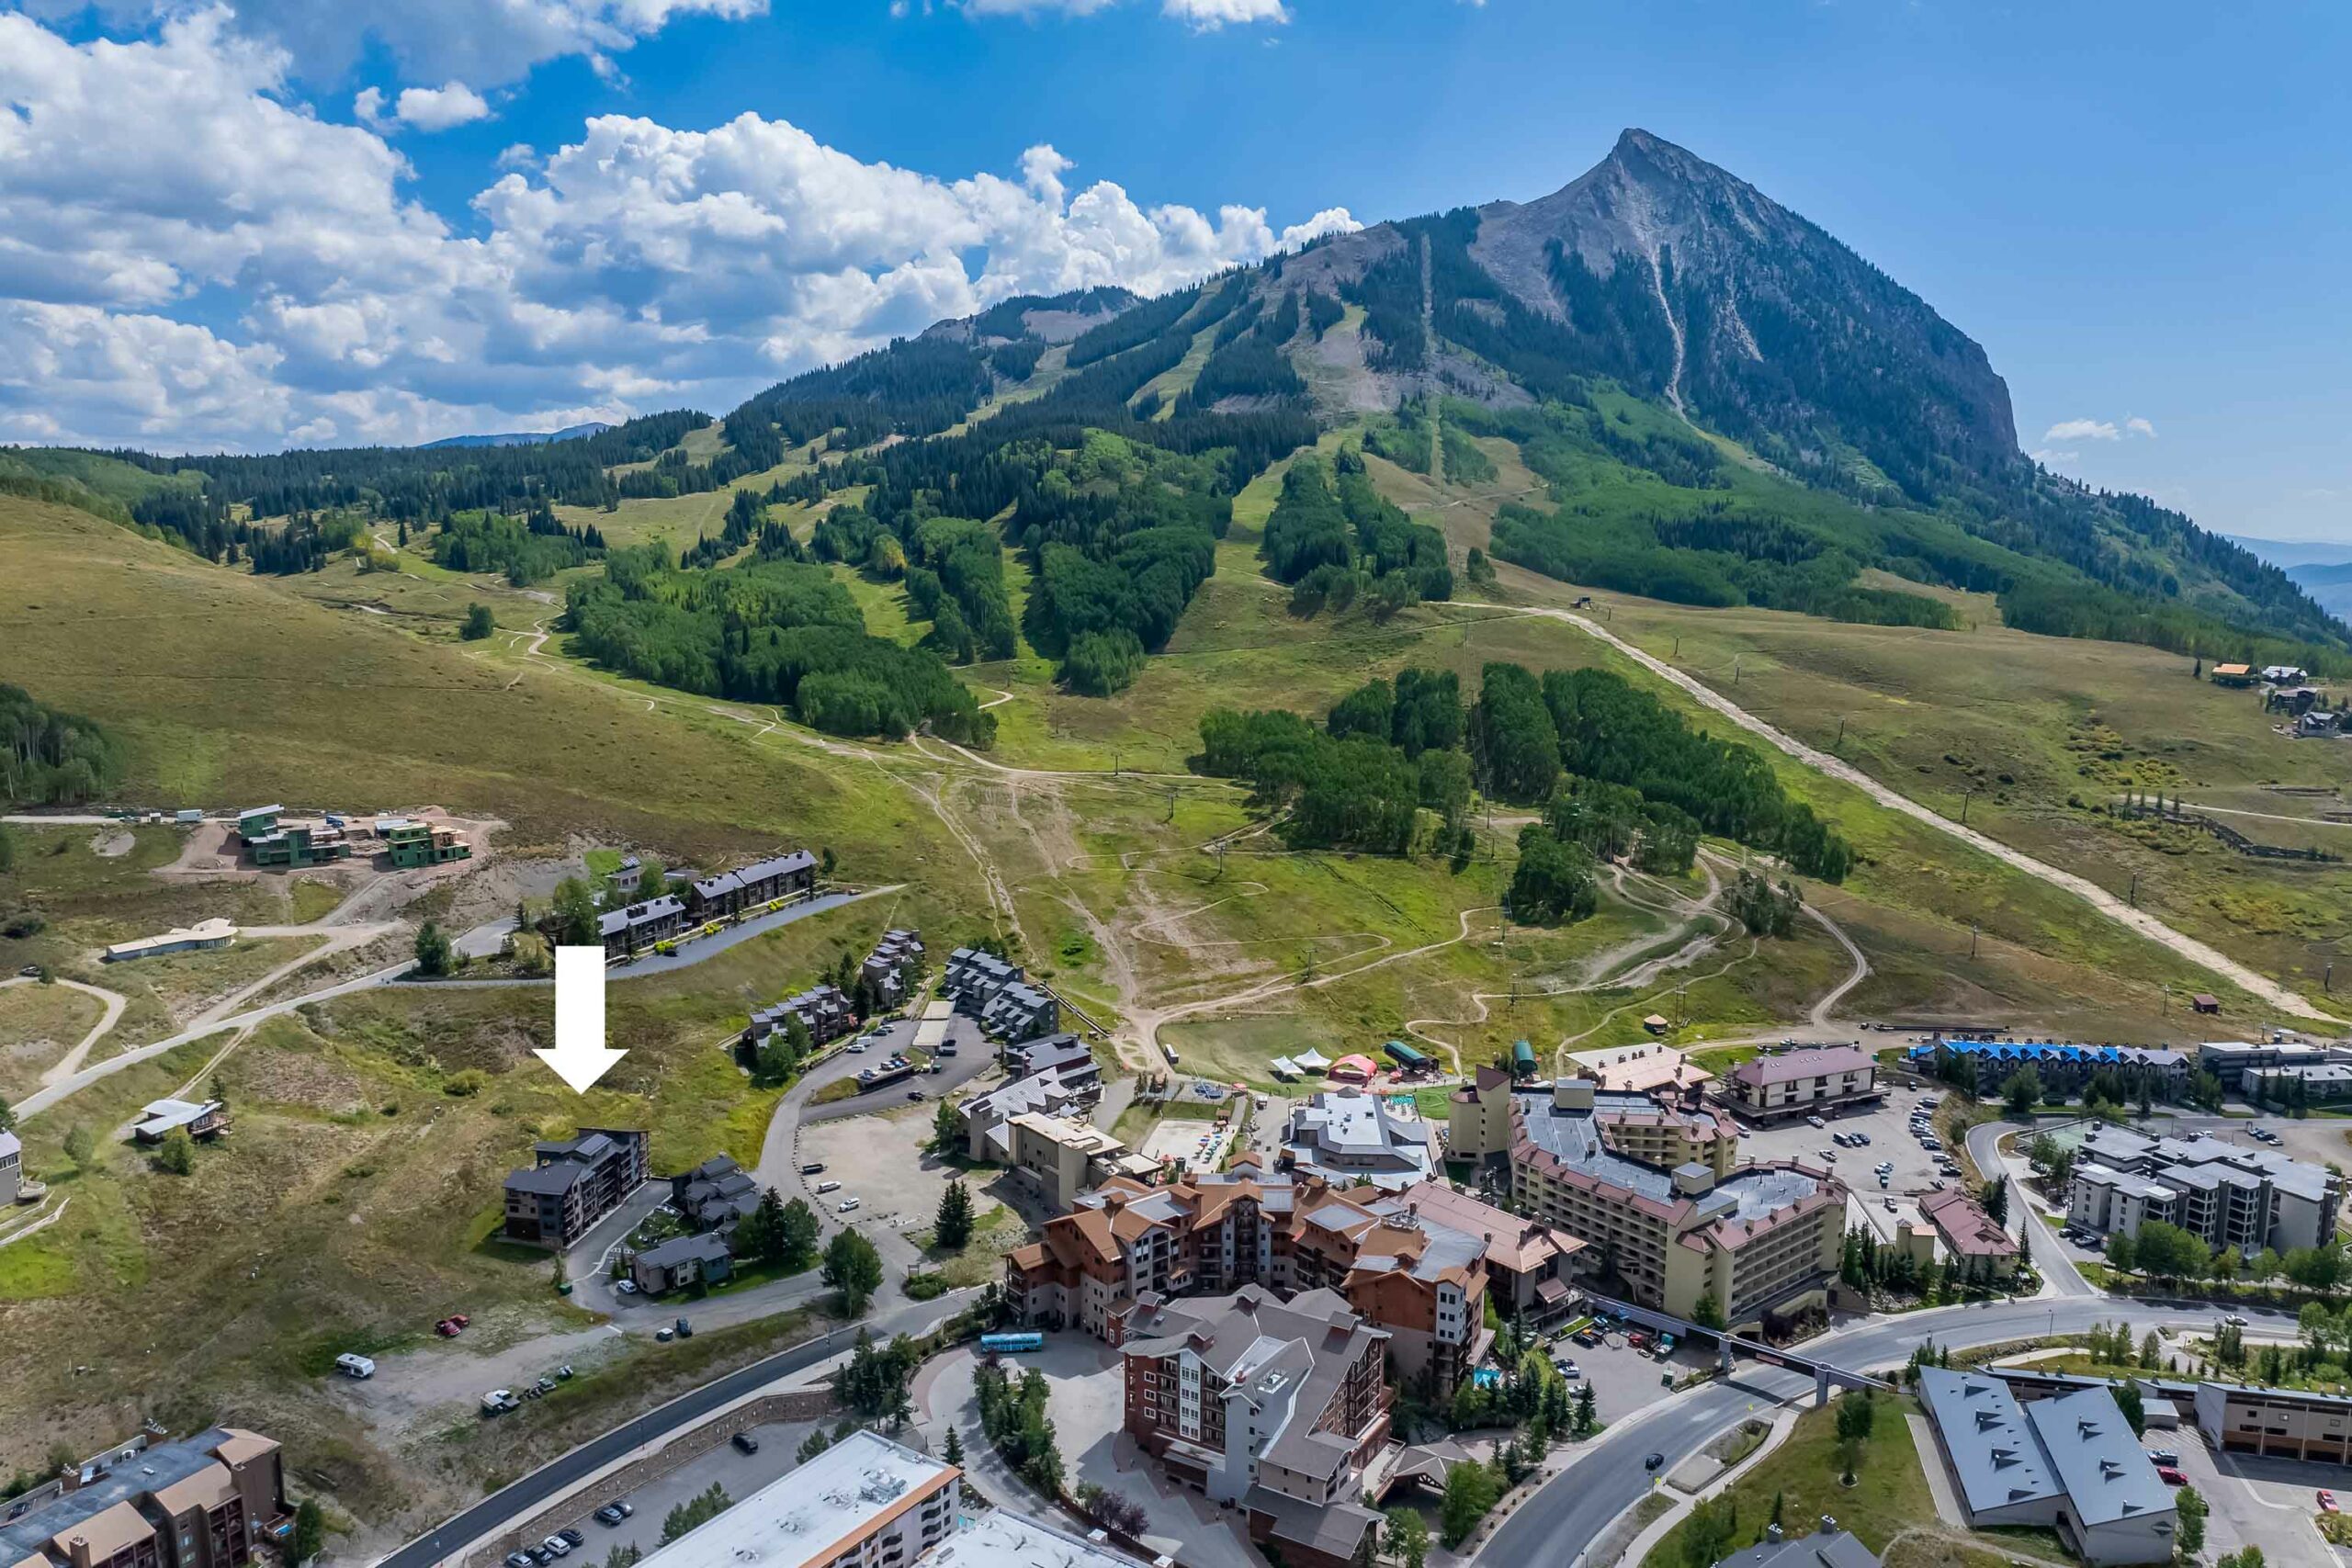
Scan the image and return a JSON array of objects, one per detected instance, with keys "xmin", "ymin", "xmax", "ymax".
[{"xmin": 537, "ymin": 945, "xmax": 628, "ymax": 1093}]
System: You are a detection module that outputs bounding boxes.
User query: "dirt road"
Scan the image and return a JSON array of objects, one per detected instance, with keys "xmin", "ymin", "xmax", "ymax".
[{"xmin": 1467, "ymin": 601, "xmax": 2335, "ymax": 1021}]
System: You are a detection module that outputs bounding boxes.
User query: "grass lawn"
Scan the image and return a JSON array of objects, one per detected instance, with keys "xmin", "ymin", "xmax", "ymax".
[{"xmin": 1638, "ymin": 1395, "xmax": 2043, "ymax": 1568}]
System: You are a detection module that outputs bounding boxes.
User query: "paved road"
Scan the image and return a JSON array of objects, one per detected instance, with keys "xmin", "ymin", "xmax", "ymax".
[
  {"xmin": 1479, "ymin": 1294, "xmax": 2310, "ymax": 1568},
  {"xmin": 1963, "ymin": 1119, "xmax": 2097, "ymax": 1298},
  {"xmin": 373, "ymin": 1290, "xmax": 977, "ymax": 1568}
]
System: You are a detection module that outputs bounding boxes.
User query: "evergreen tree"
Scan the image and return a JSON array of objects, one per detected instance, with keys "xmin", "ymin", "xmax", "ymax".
[
  {"xmin": 413, "ymin": 919, "xmax": 452, "ymax": 976},
  {"xmin": 934, "ymin": 1179, "xmax": 975, "ymax": 1249}
]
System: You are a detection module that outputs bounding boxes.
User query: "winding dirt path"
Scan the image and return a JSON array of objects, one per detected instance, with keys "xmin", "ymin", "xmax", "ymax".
[
  {"xmin": 0, "ymin": 975, "xmax": 131, "ymax": 1087},
  {"xmin": 1464, "ymin": 601, "xmax": 2334, "ymax": 1021}
]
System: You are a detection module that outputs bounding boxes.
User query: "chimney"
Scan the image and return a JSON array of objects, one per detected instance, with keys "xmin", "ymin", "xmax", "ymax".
[
  {"xmin": 1819, "ymin": 1516, "xmax": 1837, "ymax": 1535},
  {"xmin": 1764, "ymin": 1526, "xmax": 1782, "ymax": 1545}
]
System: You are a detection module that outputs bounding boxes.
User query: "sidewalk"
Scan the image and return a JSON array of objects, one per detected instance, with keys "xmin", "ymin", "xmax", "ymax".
[{"xmin": 1609, "ymin": 1400, "xmax": 1813, "ymax": 1568}]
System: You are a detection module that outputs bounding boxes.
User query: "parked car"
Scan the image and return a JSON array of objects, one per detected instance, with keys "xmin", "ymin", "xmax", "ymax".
[
  {"xmin": 800, "ymin": 1161, "xmax": 826, "ymax": 1175},
  {"xmin": 558, "ymin": 1529, "xmax": 585, "ymax": 1549},
  {"xmin": 1555, "ymin": 1361, "xmax": 1581, "ymax": 1379},
  {"xmin": 1806, "ymin": 1115, "xmax": 1826, "ymax": 1129},
  {"xmin": 732, "ymin": 1432, "xmax": 760, "ymax": 1455},
  {"xmin": 594, "ymin": 1505, "xmax": 633, "ymax": 1527},
  {"xmin": 2226, "ymin": 1314, "xmax": 2250, "ymax": 1326},
  {"xmin": 525, "ymin": 1548, "xmax": 552, "ymax": 1565},
  {"xmin": 1853, "ymin": 1133, "xmax": 1871, "ymax": 1145},
  {"xmin": 2145, "ymin": 1450, "xmax": 2179, "ymax": 1467},
  {"xmin": 1817, "ymin": 1148, "xmax": 1838, "ymax": 1162},
  {"xmin": 838, "ymin": 1198, "xmax": 862, "ymax": 1213},
  {"xmin": 1644, "ymin": 1452, "xmax": 1665, "ymax": 1472},
  {"xmin": 540, "ymin": 1536, "xmax": 572, "ymax": 1558},
  {"xmin": 674, "ymin": 1317, "xmax": 693, "ymax": 1338},
  {"xmin": 615, "ymin": 1280, "xmax": 638, "ymax": 1295},
  {"xmin": 655, "ymin": 1327, "xmax": 674, "ymax": 1342},
  {"xmin": 847, "ymin": 1043, "xmax": 867, "ymax": 1053},
  {"xmin": 1883, "ymin": 1196, "xmax": 1896, "ymax": 1210},
  {"xmin": 1573, "ymin": 1328, "xmax": 1603, "ymax": 1348},
  {"xmin": 813, "ymin": 1179, "xmax": 841, "ymax": 1194},
  {"xmin": 2155, "ymin": 1466, "xmax": 2187, "ymax": 1486},
  {"xmin": 907, "ymin": 1088, "xmax": 926, "ymax": 1100},
  {"xmin": 504, "ymin": 1552, "xmax": 536, "ymax": 1568},
  {"xmin": 435, "ymin": 1314, "xmax": 469, "ymax": 1337},
  {"xmin": 2320, "ymin": 1489, "xmax": 2339, "ymax": 1513},
  {"xmin": 481, "ymin": 1389, "xmax": 520, "ymax": 1415}
]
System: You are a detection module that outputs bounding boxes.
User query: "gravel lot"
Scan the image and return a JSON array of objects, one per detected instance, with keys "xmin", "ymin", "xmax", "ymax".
[{"xmin": 796, "ymin": 1100, "xmax": 1012, "ymax": 1237}]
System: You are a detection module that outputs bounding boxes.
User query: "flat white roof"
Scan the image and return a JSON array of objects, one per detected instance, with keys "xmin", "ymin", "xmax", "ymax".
[
  {"xmin": 926, "ymin": 1509, "xmax": 1149, "ymax": 1568},
  {"xmin": 635, "ymin": 1429, "xmax": 954, "ymax": 1568}
]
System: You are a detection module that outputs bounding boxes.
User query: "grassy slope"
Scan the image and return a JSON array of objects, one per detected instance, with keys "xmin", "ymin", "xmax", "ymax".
[{"xmin": 0, "ymin": 493, "xmax": 967, "ymax": 876}]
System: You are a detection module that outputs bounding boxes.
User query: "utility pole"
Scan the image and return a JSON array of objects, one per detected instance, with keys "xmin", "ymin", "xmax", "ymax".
[
  {"xmin": 1112, "ymin": 749, "xmax": 1122, "ymax": 778},
  {"xmin": 1835, "ymin": 716, "xmax": 1846, "ymax": 751},
  {"xmin": 2128, "ymin": 872, "xmax": 2139, "ymax": 908},
  {"xmin": 1960, "ymin": 789, "xmax": 1974, "ymax": 827},
  {"xmin": 1970, "ymin": 921, "xmax": 1980, "ymax": 960},
  {"xmin": 1733, "ymin": 656, "xmax": 1741, "ymax": 686},
  {"xmin": 1672, "ymin": 636, "xmax": 1679, "ymax": 660}
]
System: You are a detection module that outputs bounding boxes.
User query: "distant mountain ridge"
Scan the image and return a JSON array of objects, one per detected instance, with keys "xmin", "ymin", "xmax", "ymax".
[{"xmin": 418, "ymin": 422, "xmax": 616, "ymax": 450}]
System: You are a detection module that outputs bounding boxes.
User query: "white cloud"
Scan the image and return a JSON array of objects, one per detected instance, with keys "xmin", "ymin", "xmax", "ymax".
[
  {"xmin": 2042, "ymin": 418, "xmax": 2120, "ymax": 443},
  {"xmin": 949, "ymin": 0, "xmax": 1286, "ymax": 23},
  {"xmin": 0, "ymin": 10, "xmax": 1358, "ymax": 451},
  {"xmin": 390, "ymin": 83, "xmax": 496, "ymax": 132},
  {"xmin": 1161, "ymin": 0, "xmax": 1291, "ymax": 27},
  {"xmin": 2041, "ymin": 414, "xmax": 2157, "ymax": 444},
  {"xmin": 43, "ymin": 0, "xmax": 768, "ymax": 89}
]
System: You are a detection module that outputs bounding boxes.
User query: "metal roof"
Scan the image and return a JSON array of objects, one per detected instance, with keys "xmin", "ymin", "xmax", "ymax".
[
  {"xmin": 1916, "ymin": 1368, "xmax": 2063, "ymax": 1517},
  {"xmin": 2024, "ymin": 1386, "xmax": 2175, "ymax": 1528}
]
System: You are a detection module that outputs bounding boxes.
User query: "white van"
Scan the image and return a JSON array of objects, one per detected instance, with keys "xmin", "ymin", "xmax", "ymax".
[
  {"xmin": 813, "ymin": 1179, "xmax": 841, "ymax": 1195},
  {"xmin": 334, "ymin": 1353, "xmax": 377, "ymax": 1380}
]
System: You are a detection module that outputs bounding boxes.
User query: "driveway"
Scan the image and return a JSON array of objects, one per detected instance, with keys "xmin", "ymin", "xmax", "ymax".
[
  {"xmin": 2170, "ymin": 1422, "xmax": 2338, "ymax": 1566},
  {"xmin": 913, "ymin": 1337, "xmax": 1261, "ymax": 1568},
  {"xmin": 1963, "ymin": 1118, "xmax": 2096, "ymax": 1296}
]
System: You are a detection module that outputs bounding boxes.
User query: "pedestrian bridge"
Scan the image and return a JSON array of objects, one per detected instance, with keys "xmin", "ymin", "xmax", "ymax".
[{"xmin": 1577, "ymin": 1291, "xmax": 1894, "ymax": 1401}]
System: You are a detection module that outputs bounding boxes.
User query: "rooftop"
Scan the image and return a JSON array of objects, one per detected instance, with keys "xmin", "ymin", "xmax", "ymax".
[
  {"xmin": 1711, "ymin": 1528, "xmax": 1883, "ymax": 1568},
  {"xmin": 1728, "ymin": 1044, "xmax": 1872, "ymax": 1087},
  {"xmin": 0, "ymin": 1429, "xmax": 277, "ymax": 1562},
  {"xmin": 632, "ymin": 1430, "xmax": 954, "ymax": 1568},
  {"xmin": 1916, "ymin": 1368, "xmax": 2064, "ymax": 1517},
  {"xmin": 2023, "ymin": 1386, "xmax": 2174, "ymax": 1528},
  {"xmin": 922, "ymin": 1509, "xmax": 1148, "ymax": 1568}
]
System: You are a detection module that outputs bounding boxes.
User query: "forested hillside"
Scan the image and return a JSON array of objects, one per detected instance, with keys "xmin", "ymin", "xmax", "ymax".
[{"xmin": 11, "ymin": 126, "xmax": 2346, "ymax": 723}]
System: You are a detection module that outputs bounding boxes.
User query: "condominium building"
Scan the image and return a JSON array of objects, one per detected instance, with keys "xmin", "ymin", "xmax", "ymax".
[
  {"xmin": 1004, "ymin": 1163, "xmax": 1581, "ymax": 1386},
  {"xmin": 2191, "ymin": 1381, "xmax": 2352, "ymax": 1465},
  {"xmin": 1280, "ymin": 1089, "xmax": 1436, "ymax": 1192},
  {"xmin": 1001, "ymin": 1113, "xmax": 1157, "ymax": 1212},
  {"xmin": 0, "ymin": 1428, "xmax": 288, "ymax": 1568},
  {"xmin": 956, "ymin": 1039, "xmax": 1102, "ymax": 1164},
  {"xmin": 1566, "ymin": 1041, "xmax": 1714, "ymax": 1097},
  {"xmin": 501, "ymin": 1127, "xmax": 648, "ymax": 1247},
  {"xmin": 0, "ymin": 1130, "xmax": 20, "ymax": 1206},
  {"xmin": 683, "ymin": 852, "xmax": 816, "ymax": 920},
  {"xmin": 740, "ymin": 983, "xmax": 857, "ymax": 1057},
  {"xmin": 2192, "ymin": 1039, "xmax": 2352, "ymax": 1090},
  {"xmin": 1121, "ymin": 1285, "xmax": 1390, "ymax": 1568},
  {"xmin": 629, "ymin": 1430, "xmax": 956, "ymax": 1568},
  {"xmin": 2065, "ymin": 1126, "xmax": 2342, "ymax": 1255},
  {"xmin": 1457, "ymin": 1076, "xmax": 1843, "ymax": 1329},
  {"xmin": 860, "ymin": 930, "xmax": 925, "ymax": 1008},
  {"xmin": 943, "ymin": 949, "xmax": 1059, "ymax": 1042},
  {"xmin": 1905, "ymin": 1040, "xmax": 2190, "ymax": 1099},
  {"xmin": 597, "ymin": 895, "xmax": 686, "ymax": 957},
  {"xmin": 1720, "ymin": 1045, "xmax": 1878, "ymax": 1120}
]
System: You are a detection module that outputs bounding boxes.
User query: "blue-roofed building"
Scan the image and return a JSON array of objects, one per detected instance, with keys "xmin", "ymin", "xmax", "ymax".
[
  {"xmin": 0, "ymin": 1427, "xmax": 288, "ymax": 1568},
  {"xmin": 1906, "ymin": 1037, "xmax": 2190, "ymax": 1099}
]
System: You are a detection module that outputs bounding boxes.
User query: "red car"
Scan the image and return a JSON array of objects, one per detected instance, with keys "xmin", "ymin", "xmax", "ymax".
[
  {"xmin": 435, "ymin": 1314, "xmax": 470, "ymax": 1337},
  {"xmin": 2320, "ymin": 1489, "xmax": 2339, "ymax": 1513},
  {"xmin": 2156, "ymin": 1466, "xmax": 2187, "ymax": 1486},
  {"xmin": 1628, "ymin": 1331, "xmax": 1650, "ymax": 1349}
]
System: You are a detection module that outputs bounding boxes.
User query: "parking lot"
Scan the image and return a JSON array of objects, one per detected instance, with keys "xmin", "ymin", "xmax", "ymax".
[
  {"xmin": 537, "ymin": 1415, "xmax": 828, "ymax": 1562},
  {"xmin": 1541, "ymin": 1315, "xmax": 1721, "ymax": 1426},
  {"xmin": 797, "ymin": 1014, "xmax": 993, "ymax": 1127},
  {"xmin": 1732, "ymin": 1079, "xmax": 1961, "ymax": 1240},
  {"xmin": 2162, "ymin": 1420, "xmax": 2337, "ymax": 1566}
]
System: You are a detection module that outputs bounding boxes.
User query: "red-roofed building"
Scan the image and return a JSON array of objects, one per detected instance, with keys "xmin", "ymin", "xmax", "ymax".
[
  {"xmin": 1721, "ymin": 1045, "xmax": 1879, "ymax": 1121},
  {"xmin": 1914, "ymin": 1188, "xmax": 2022, "ymax": 1284}
]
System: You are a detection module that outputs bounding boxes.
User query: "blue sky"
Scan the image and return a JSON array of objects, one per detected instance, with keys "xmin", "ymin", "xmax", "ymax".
[{"xmin": 6, "ymin": 0, "xmax": 2349, "ymax": 543}]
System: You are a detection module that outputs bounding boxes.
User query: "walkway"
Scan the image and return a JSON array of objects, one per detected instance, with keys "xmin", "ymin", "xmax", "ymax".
[{"xmin": 0, "ymin": 975, "xmax": 129, "ymax": 1086}]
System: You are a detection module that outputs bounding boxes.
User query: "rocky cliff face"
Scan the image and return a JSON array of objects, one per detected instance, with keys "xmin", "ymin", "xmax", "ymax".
[{"xmin": 1468, "ymin": 129, "xmax": 2018, "ymax": 492}]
